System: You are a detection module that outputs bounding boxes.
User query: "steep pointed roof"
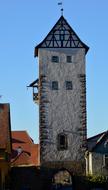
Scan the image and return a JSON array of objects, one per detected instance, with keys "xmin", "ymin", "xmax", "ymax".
[
  {"xmin": 35, "ymin": 16, "xmax": 89, "ymax": 57},
  {"xmin": 87, "ymin": 130, "xmax": 108, "ymax": 153}
]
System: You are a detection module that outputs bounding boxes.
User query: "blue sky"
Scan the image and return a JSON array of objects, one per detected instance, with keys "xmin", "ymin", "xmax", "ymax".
[{"xmin": 0, "ymin": 0, "xmax": 108, "ymax": 143}]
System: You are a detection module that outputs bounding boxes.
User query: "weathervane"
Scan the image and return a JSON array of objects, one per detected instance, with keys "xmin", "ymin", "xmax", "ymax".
[{"xmin": 58, "ymin": 1, "xmax": 64, "ymax": 16}]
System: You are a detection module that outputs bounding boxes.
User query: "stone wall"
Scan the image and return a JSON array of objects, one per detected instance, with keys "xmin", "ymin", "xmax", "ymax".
[
  {"xmin": 38, "ymin": 48, "xmax": 87, "ymax": 173},
  {"xmin": 92, "ymin": 152, "xmax": 108, "ymax": 175}
]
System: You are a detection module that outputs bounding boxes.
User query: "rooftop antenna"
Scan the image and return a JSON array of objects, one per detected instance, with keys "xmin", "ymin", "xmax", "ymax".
[{"xmin": 58, "ymin": 1, "xmax": 64, "ymax": 16}]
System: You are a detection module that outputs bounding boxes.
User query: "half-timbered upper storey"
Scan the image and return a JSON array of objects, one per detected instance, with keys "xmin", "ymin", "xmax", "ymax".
[{"xmin": 34, "ymin": 16, "xmax": 89, "ymax": 57}]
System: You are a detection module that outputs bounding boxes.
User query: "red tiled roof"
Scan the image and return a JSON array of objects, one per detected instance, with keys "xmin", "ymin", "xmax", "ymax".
[
  {"xmin": 0, "ymin": 103, "xmax": 11, "ymax": 153},
  {"xmin": 11, "ymin": 131, "xmax": 40, "ymax": 167},
  {"xmin": 11, "ymin": 151, "xmax": 30, "ymax": 166},
  {"xmin": 12, "ymin": 131, "xmax": 33, "ymax": 144}
]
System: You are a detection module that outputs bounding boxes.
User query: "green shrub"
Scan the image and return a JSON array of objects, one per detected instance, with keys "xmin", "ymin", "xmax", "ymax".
[{"xmin": 87, "ymin": 175, "xmax": 107, "ymax": 184}]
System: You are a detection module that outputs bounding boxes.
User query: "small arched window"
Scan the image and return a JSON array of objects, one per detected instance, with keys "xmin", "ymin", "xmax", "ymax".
[{"xmin": 57, "ymin": 133, "xmax": 68, "ymax": 150}]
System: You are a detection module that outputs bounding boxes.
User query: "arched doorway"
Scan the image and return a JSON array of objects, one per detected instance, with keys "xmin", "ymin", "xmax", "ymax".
[{"xmin": 52, "ymin": 169, "xmax": 73, "ymax": 190}]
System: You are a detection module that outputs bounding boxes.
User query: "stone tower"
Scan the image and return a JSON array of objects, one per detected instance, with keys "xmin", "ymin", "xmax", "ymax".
[{"xmin": 34, "ymin": 16, "xmax": 89, "ymax": 174}]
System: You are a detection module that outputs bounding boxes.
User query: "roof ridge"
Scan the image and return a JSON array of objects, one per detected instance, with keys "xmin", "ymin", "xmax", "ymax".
[
  {"xmin": 12, "ymin": 130, "xmax": 34, "ymax": 143},
  {"xmin": 87, "ymin": 131, "xmax": 107, "ymax": 140},
  {"xmin": 90, "ymin": 131, "xmax": 108, "ymax": 152}
]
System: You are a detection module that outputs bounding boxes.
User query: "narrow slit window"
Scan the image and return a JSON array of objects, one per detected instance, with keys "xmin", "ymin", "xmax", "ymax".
[{"xmin": 58, "ymin": 134, "xmax": 68, "ymax": 150}]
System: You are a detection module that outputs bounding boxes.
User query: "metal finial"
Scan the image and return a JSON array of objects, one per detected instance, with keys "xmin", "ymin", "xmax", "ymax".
[
  {"xmin": 58, "ymin": 1, "xmax": 64, "ymax": 16},
  {"xmin": 61, "ymin": 8, "xmax": 64, "ymax": 16}
]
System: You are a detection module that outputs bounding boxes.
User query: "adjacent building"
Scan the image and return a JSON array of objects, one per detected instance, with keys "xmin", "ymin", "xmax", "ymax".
[
  {"xmin": 10, "ymin": 131, "xmax": 40, "ymax": 190},
  {"xmin": 86, "ymin": 131, "xmax": 108, "ymax": 176},
  {"xmin": 0, "ymin": 103, "xmax": 12, "ymax": 190},
  {"xmin": 11, "ymin": 130, "xmax": 40, "ymax": 167}
]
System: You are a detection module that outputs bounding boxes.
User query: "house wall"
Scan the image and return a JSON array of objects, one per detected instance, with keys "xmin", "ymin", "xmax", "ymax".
[
  {"xmin": 0, "ymin": 103, "xmax": 12, "ymax": 190},
  {"xmin": 38, "ymin": 48, "xmax": 87, "ymax": 172},
  {"xmin": 0, "ymin": 104, "xmax": 12, "ymax": 154},
  {"xmin": 87, "ymin": 152, "xmax": 108, "ymax": 176},
  {"xmin": 0, "ymin": 160, "xmax": 10, "ymax": 190}
]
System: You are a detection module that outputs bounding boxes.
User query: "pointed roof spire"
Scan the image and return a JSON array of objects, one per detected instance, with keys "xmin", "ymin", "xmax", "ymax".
[{"xmin": 34, "ymin": 16, "xmax": 89, "ymax": 57}]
